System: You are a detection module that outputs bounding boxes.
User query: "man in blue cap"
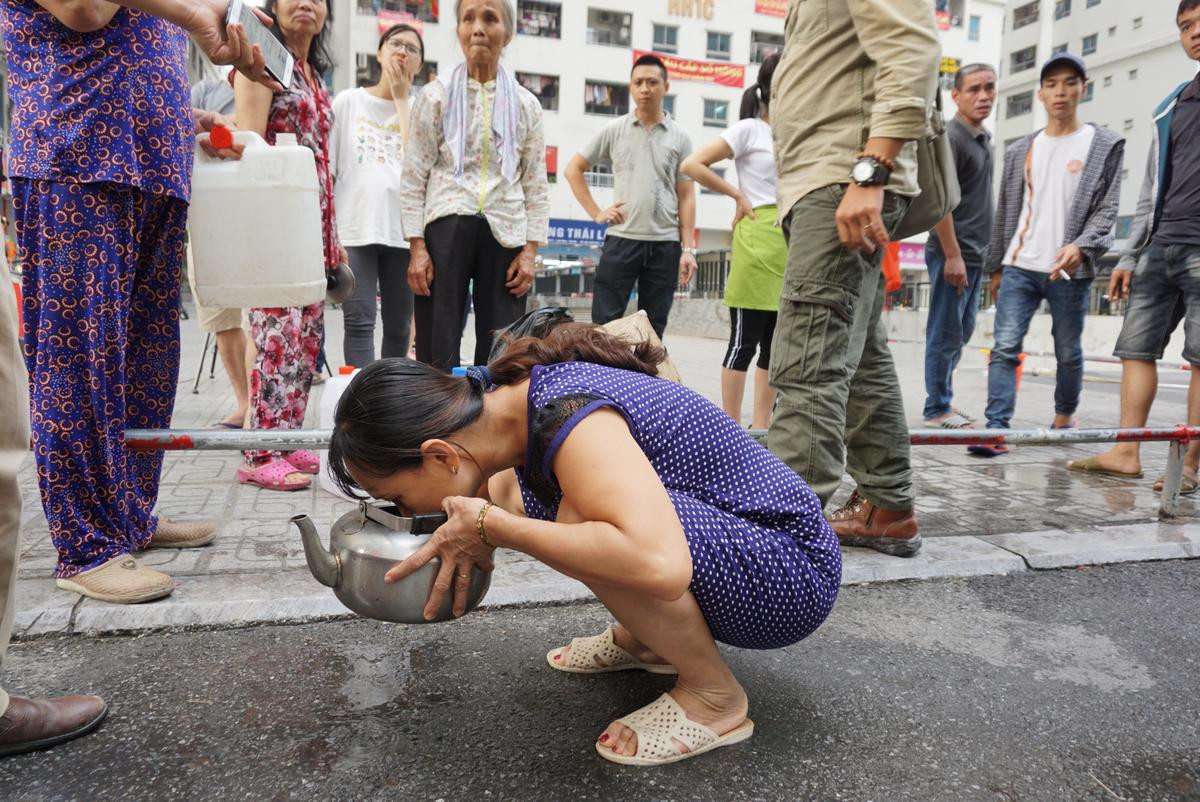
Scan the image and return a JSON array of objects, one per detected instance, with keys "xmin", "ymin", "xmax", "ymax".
[{"xmin": 971, "ymin": 52, "xmax": 1125, "ymax": 455}]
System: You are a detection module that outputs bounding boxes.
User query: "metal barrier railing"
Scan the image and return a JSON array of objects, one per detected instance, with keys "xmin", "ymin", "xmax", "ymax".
[{"xmin": 126, "ymin": 425, "xmax": 1197, "ymax": 521}]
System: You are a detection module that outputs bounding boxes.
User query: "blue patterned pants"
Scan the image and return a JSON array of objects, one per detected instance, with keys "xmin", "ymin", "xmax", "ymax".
[{"xmin": 13, "ymin": 180, "xmax": 187, "ymax": 577}]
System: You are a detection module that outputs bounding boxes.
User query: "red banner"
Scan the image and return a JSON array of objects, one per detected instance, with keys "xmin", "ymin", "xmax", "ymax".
[
  {"xmin": 754, "ymin": 0, "xmax": 786, "ymax": 17},
  {"xmin": 377, "ymin": 9, "xmax": 424, "ymax": 35},
  {"xmin": 632, "ymin": 50, "xmax": 745, "ymax": 89}
]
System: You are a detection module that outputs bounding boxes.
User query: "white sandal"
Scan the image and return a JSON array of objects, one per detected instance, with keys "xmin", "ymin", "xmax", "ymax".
[
  {"xmin": 546, "ymin": 627, "xmax": 677, "ymax": 675},
  {"xmin": 595, "ymin": 692, "xmax": 755, "ymax": 766}
]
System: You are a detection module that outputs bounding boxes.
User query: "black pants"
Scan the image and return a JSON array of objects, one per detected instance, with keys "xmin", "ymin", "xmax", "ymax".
[
  {"xmin": 591, "ymin": 235, "xmax": 681, "ymax": 338},
  {"xmin": 415, "ymin": 214, "xmax": 525, "ymax": 370}
]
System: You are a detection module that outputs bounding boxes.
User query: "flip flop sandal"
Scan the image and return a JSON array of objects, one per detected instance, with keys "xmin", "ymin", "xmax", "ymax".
[
  {"xmin": 546, "ymin": 627, "xmax": 677, "ymax": 675},
  {"xmin": 284, "ymin": 449, "xmax": 320, "ymax": 474},
  {"xmin": 1065, "ymin": 457, "xmax": 1143, "ymax": 479},
  {"xmin": 595, "ymin": 693, "xmax": 754, "ymax": 766},
  {"xmin": 1051, "ymin": 420, "xmax": 1078, "ymax": 429},
  {"xmin": 237, "ymin": 459, "xmax": 312, "ymax": 492},
  {"xmin": 967, "ymin": 443, "xmax": 1010, "ymax": 457},
  {"xmin": 1152, "ymin": 473, "xmax": 1200, "ymax": 494},
  {"xmin": 924, "ymin": 413, "xmax": 974, "ymax": 429},
  {"xmin": 209, "ymin": 421, "xmax": 243, "ymax": 430}
]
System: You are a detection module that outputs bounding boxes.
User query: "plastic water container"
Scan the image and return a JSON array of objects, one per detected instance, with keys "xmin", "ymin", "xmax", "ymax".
[
  {"xmin": 189, "ymin": 130, "xmax": 327, "ymax": 309},
  {"xmin": 319, "ymin": 366, "xmax": 360, "ymax": 501}
]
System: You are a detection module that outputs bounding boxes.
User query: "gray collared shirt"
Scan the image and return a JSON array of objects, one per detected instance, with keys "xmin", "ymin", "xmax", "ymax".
[
  {"xmin": 579, "ymin": 112, "xmax": 693, "ymax": 242},
  {"xmin": 927, "ymin": 115, "xmax": 994, "ymax": 265}
]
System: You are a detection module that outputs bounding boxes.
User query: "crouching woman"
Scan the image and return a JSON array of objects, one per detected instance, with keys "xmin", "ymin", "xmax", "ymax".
[{"xmin": 328, "ymin": 324, "xmax": 841, "ymax": 766}]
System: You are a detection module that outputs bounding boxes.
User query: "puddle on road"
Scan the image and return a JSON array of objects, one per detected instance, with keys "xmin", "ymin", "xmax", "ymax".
[{"xmin": 336, "ymin": 640, "xmax": 413, "ymax": 711}]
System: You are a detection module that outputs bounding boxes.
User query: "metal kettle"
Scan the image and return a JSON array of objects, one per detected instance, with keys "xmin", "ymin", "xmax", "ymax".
[{"xmin": 291, "ymin": 502, "xmax": 491, "ymax": 623}]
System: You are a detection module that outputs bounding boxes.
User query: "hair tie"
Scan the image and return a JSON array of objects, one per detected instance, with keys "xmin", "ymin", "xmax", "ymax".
[{"xmin": 465, "ymin": 365, "xmax": 492, "ymax": 393}]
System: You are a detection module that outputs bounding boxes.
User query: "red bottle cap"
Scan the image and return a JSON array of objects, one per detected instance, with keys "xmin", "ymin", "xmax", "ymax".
[
  {"xmin": 209, "ymin": 125, "xmax": 234, "ymax": 150},
  {"xmin": 339, "ymin": 366, "xmax": 356, "ymax": 375}
]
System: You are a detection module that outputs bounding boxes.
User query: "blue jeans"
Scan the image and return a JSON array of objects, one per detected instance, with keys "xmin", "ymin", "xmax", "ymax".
[
  {"xmin": 985, "ymin": 265, "xmax": 1093, "ymax": 429},
  {"xmin": 922, "ymin": 249, "xmax": 984, "ymax": 419}
]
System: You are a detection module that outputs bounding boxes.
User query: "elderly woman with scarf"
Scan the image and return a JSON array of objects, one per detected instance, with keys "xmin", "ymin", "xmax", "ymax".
[{"xmin": 400, "ymin": 0, "xmax": 549, "ymax": 371}]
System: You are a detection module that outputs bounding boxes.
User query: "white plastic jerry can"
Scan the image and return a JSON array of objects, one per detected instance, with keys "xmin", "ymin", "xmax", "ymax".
[{"xmin": 189, "ymin": 130, "xmax": 327, "ymax": 309}]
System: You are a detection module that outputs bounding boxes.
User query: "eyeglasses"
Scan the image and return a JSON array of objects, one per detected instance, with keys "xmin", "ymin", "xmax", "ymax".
[{"xmin": 384, "ymin": 40, "xmax": 422, "ymax": 57}]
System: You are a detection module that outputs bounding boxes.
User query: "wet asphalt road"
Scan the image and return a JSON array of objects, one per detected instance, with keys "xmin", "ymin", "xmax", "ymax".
[{"xmin": 1, "ymin": 560, "xmax": 1198, "ymax": 802}]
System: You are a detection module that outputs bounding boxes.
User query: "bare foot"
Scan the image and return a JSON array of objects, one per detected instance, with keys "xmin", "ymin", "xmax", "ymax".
[
  {"xmin": 1153, "ymin": 467, "xmax": 1199, "ymax": 492},
  {"xmin": 924, "ymin": 411, "xmax": 975, "ymax": 428},
  {"xmin": 551, "ymin": 625, "xmax": 670, "ymax": 669},
  {"xmin": 1085, "ymin": 448, "xmax": 1142, "ymax": 477},
  {"xmin": 597, "ymin": 681, "xmax": 750, "ymax": 758}
]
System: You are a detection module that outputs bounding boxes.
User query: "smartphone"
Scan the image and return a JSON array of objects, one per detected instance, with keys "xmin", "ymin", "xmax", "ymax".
[{"xmin": 225, "ymin": 0, "xmax": 294, "ymax": 88}]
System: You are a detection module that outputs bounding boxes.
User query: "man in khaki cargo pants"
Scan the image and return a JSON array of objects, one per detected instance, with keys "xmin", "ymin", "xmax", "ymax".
[
  {"xmin": 1, "ymin": 251, "xmax": 108, "ymax": 756},
  {"xmin": 768, "ymin": 0, "xmax": 940, "ymax": 558}
]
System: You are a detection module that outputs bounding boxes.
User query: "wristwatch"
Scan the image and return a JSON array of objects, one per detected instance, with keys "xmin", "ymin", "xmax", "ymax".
[
  {"xmin": 849, "ymin": 156, "xmax": 891, "ymax": 187},
  {"xmin": 682, "ymin": 247, "xmax": 697, "ymax": 255}
]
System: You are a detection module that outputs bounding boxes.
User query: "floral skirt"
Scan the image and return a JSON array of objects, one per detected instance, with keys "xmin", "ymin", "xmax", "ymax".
[{"xmin": 246, "ymin": 303, "xmax": 323, "ymax": 465}]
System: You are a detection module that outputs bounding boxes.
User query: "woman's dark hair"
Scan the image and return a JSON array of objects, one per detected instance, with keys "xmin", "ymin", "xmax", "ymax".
[
  {"xmin": 739, "ymin": 52, "xmax": 780, "ymax": 120},
  {"xmin": 262, "ymin": 0, "xmax": 335, "ymax": 77},
  {"xmin": 378, "ymin": 22, "xmax": 425, "ymax": 63},
  {"xmin": 328, "ymin": 324, "xmax": 665, "ymax": 494}
]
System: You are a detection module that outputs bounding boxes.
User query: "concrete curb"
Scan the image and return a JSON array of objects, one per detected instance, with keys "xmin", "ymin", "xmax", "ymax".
[{"xmin": 11, "ymin": 523, "xmax": 1199, "ymax": 640}]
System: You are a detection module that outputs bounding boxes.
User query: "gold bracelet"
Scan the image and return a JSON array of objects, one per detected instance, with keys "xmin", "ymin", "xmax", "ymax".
[{"xmin": 476, "ymin": 502, "xmax": 494, "ymax": 548}]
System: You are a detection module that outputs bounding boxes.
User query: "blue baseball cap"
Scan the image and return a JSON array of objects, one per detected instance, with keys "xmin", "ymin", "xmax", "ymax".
[{"xmin": 1040, "ymin": 52, "xmax": 1087, "ymax": 82}]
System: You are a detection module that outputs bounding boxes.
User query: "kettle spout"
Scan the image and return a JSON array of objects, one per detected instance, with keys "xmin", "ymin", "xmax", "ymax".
[{"xmin": 292, "ymin": 514, "xmax": 340, "ymax": 588}]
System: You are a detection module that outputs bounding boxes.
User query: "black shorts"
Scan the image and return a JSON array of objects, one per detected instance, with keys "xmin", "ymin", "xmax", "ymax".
[{"xmin": 723, "ymin": 307, "xmax": 777, "ymax": 371}]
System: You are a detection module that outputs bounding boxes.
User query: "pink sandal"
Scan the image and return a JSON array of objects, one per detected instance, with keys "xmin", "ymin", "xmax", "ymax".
[
  {"xmin": 284, "ymin": 449, "xmax": 319, "ymax": 474},
  {"xmin": 237, "ymin": 459, "xmax": 312, "ymax": 492}
]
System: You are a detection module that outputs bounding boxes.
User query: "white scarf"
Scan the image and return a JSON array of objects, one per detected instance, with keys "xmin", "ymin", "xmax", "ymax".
[{"xmin": 441, "ymin": 62, "xmax": 521, "ymax": 188}]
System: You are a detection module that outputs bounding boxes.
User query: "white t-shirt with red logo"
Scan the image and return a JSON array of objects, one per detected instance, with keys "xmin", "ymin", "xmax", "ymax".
[{"xmin": 1004, "ymin": 123, "xmax": 1096, "ymax": 273}]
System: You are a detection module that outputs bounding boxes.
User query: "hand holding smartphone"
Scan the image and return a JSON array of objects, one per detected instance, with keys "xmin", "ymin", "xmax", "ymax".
[{"xmin": 225, "ymin": 0, "xmax": 294, "ymax": 87}]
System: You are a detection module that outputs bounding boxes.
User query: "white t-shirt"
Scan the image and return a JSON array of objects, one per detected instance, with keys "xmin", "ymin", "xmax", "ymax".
[
  {"xmin": 719, "ymin": 117, "xmax": 778, "ymax": 209},
  {"xmin": 1004, "ymin": 124, "xmax": 1096, "ymax": 273},
  {"xmin": 330, "ymin": 87, "xmax": 412, "ymax": 249}
]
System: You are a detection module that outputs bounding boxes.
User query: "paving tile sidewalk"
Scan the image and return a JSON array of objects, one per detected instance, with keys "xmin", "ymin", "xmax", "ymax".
[{"xmin": 11, "ymin": 303, "xmax": 1200, "ymax": 638}]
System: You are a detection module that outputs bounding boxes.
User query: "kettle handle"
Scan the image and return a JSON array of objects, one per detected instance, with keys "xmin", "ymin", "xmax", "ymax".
[{"xmin": 411, "ymin": 512, "xmax": 448, "ymax": 535}]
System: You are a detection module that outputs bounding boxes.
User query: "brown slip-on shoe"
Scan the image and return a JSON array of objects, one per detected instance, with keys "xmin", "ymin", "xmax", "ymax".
[
  {"xmin": 826, "ymin": 491, "xmax": 922, "ymax": 558},
  {"xmin": 0, "ymin": 695, "xmax": 108, "ymax": 757},
  {"xmin": 55, "ymin": 555, "xmax": 173, "ymax": 604},
  {"xmin": 147, "ymin": 517, "xmax": 217, "ymax": 549}
]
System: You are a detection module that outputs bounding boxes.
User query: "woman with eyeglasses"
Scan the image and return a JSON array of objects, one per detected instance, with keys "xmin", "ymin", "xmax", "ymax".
[{"xmin": 331, "ymin": 23, "xmax": 425, "ymax": 367}]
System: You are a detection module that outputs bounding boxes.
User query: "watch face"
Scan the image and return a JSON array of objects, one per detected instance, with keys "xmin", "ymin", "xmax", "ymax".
[{"xmin": 851, "ymin": 161, "xmax": 875, "ymax": 183}]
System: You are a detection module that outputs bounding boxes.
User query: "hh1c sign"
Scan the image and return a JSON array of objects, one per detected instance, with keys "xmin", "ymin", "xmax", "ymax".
[{"xmin": 548, "ymin": 219, "xmax": 608, "ymax": 248}]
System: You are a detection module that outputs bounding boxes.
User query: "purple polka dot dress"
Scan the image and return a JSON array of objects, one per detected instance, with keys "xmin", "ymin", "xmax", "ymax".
[{"xmin": 514, "ymin": 363, "xmax": 841, "ymax": 650}]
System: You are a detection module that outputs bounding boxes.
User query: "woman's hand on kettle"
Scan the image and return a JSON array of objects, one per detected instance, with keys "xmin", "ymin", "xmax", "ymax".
[
  {"xmin": 408, "ymin": 238, "xmax": 435, "ymax": 296},
  {"xmin": 337, "ymin": 245, "xmax": 349, "ymax": 267},
  {"xmin": 194, "ymin": 111, "xmax": 245, "ymax": 160},
  {"xmin": 384, "ymin": 495, "xmax": 495, "ymax": 620}
]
